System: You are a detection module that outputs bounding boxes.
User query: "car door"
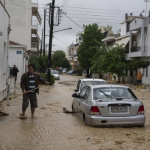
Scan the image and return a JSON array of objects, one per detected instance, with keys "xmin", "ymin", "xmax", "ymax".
[
  {"xmin": 79, "ymin": 87, "xmax": 91, "ymax": 117},
  {"xmin": 76, "ymin": 86, "xmax": 88, "ymax": 118}
]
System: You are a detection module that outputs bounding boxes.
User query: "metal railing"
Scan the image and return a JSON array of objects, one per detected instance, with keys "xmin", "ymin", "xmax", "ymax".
[
  {"xmin": 131, "ymin": 47, "xmax": 141, "ymax": 52},
  {"xmin": 31, "ymin": 42, "xmax": 38, "ymax": 48}
]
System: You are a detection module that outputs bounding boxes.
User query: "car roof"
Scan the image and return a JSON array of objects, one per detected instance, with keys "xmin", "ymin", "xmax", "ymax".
[
  {"xmin": 80, "ymin": 78, "xmax": 106, "ymax": 82},
  {"xmin": 87, "ymin": 84, "xmax": 129, "ymax": 88}
]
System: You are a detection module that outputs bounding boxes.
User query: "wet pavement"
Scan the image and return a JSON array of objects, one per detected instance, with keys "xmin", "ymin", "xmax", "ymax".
[{"xmin": 0, "ymin": 74, "xmax": 150, "ymax": 150}]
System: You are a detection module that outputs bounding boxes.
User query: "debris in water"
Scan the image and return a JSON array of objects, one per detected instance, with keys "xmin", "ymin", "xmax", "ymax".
[
  {"xmin": 7, "ymin": 104, "xmax": 10, "ymax": 106},
  {"xmin": 87, "ymin": 137, "xmax": 90, "ymax": 141}
]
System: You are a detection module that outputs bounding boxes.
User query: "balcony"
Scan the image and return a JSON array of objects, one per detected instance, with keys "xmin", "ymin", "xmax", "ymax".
[
  {"xmin": 131, "ymin": 47, "xmax": 141, "ymax": 52},
  {"xmin": 31, "ymin": 20, "xmax": 38, "ymax": 30}
]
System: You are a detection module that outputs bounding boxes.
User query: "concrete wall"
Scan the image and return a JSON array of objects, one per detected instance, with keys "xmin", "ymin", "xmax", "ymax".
[
  {"xmin": 130, "ymin": 18, "xmax": 143, "ymax": 31},
  {"xmin": 0, "ymin": 2, "xmax": 10, "ymax": 101},
  {"xmin": 8, "ymin": 47, "xmax": 25, "ymax": 83},
  {"xmin": 5, "ymin": 0, "xmax": 32, "ymax": 50},
  {"xmin": 121, "ymin": 22, "xmax": 127, "ymax": 36}
]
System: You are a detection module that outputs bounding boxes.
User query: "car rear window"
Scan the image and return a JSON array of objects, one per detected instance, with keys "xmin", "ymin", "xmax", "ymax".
[
  {"xmin": 93, "ymin": 87, "xmax": 136, "ymax": 100},
  {"xmin": 80, "ymin": 81, "xmax": 107, "ymax": 90}
]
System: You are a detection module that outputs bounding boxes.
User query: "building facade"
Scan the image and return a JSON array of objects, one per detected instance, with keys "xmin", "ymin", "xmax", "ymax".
[
  {"xmin": 0, "ymin": 1, "xmax": 10, "ymax": 101},
  {"xmin": 2, "ymin": 0, "xmax": 41, "ymax": 55},
  {"xmin": 9, "ymin": 41, "xmax": 28, "ymax": 83}
]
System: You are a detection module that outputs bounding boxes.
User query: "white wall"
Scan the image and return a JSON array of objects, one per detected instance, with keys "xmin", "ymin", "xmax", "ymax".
[
  {"xmin": 0, "ymin": 2, "xmax": 10, "ymax": 101},
  {"xmin": 8, "ymin": 47, "xmax": 25, "ymax": 83},
  {"xmin": 121, "ymin": 22, "xmax": 127, "ymax": 36},
  {"xmin": 5, "ymin": 0, "xmax": 32, "ymax": 50},
  {"xmin": 130, "ymin": 18, "xmax": 143, "ymax": 31}
]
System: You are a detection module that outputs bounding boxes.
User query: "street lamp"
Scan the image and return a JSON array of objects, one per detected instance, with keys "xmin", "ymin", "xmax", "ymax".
[{"xmin": 45, "ymin": 27, "xmax": 72, "ymax": 36}]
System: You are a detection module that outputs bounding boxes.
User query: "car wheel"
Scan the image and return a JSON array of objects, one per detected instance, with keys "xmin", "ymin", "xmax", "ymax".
[{"xmin": 83, "ymin": 114, "xmax": 87, "ymax": 125}]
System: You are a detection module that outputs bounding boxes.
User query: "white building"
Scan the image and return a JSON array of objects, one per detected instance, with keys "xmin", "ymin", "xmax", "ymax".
[
  {"xmin": 1, "ymin": 0, "xmax": 41, "ymax": 55},
  {"xmin": 9, "ymin": 41, "xmax": 28, "ymax": 83},
  {"xmin": 0, "ymin": 1, "xmax": 11, "ymax": 101}
]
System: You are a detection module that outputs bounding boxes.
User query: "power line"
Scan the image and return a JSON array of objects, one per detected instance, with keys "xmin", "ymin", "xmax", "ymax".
[
  {"xmin": 53, "ymin": 37, "xmax": 71, "ymax": 45},
  {"xmin": 62, "ymin": 6, "xmax": 142, "ymax": 13},
  {"xmin": 63, "ymin": 13, "xmax": 83, "ymax": 29}
]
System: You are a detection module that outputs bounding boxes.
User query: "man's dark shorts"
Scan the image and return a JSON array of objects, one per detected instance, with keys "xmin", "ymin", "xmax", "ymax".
[
  {"xmin": 23, "ymin": 92, "xmax": 38, "ymax": 108},
  {"xmin": 137, "ymin": 80, "xmax": 142, "ymax": 85}
]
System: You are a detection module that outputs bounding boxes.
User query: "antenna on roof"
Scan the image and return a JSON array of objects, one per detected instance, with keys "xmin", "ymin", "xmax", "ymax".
[
  {"xmin": 130, "ymin": 13, "xmax": 133, "ymax": 16},
  {"xmin": 140, "ymin": 10, "xmax": 145, "ymax": 17}
]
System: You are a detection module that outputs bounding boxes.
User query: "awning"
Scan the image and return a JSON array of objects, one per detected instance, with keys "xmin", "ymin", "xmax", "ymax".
[{"xmin": 113, "ymin": 37, "xmax": 130, "ymax": 48}]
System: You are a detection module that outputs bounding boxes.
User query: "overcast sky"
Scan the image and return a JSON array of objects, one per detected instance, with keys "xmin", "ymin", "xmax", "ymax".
[{"xmin": 38, "ymin": 0, "xmax": 150, "ymax": 53}]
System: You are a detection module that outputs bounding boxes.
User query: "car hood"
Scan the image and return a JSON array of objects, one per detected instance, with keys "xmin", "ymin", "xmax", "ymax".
[{"xmin": 52, "ymin": 74, "xmax": 59, "ymax": 76}]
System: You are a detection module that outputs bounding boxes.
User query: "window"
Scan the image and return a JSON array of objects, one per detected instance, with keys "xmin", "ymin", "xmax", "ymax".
[
  {"xmin": 93, "ymin": 87, "xmax": 136, "ymax": 100},
  {"xmin": 80, "ymin": 87, "xmax": 88, "ymax": 99},
  {"xmin": 85, "ymin": 87, "xmax": 90, "ymax": 99}
]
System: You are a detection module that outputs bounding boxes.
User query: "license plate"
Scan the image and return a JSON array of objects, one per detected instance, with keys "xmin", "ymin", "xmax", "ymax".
[{"xmin": 111, "ymin": 107, "xmax": 128, "ymax": 112}]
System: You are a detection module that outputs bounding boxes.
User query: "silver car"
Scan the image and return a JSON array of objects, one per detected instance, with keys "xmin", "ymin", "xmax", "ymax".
[
  {"xmin": 72, "ymin": 84, "xmax": 145, "ymax": 127},
  {"xmin": 51, "ymin": 70, "xmax": 60, "ymax": 80},
  {"xmin": 75, "ymin": 79, "xmax": 107, "ymax": 94}
]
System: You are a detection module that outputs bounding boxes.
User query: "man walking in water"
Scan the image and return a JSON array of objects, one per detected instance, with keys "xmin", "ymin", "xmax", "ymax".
[
  {"xmin": 20, "ymin": 64, "xmax": 50, "ymax": 119},
  {"xmin": 136, "ymin": 70, "xmax": 143, "ymax": 89}
]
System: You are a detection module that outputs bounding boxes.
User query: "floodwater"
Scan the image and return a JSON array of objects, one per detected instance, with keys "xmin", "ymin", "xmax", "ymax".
[{"xmin": 0, "ymin": 74, "xmax": 150, "ymax": 150}]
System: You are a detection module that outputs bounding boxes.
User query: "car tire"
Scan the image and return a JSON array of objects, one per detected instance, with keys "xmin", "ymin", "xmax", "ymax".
[{"xmin": 83, "ymin": 114, "xmax": 87, "ymax": 125}]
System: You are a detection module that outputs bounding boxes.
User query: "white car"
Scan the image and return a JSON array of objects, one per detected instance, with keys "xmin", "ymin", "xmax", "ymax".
[
  {"xmin": 51, "ymin": 70, "xmax": 60, "ymax": 80},
  {"xmin": 75, "ymin": 79, "xmax": 107, "ymax": 94}
]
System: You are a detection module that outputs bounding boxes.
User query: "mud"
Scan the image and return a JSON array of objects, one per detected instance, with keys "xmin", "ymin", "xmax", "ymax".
[{"xmin": 0, "ymin": 75, "xmax": 150, "ymax": 150}]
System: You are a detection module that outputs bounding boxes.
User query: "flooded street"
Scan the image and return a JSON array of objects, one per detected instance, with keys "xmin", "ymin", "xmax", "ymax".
[{"xmin": 0, "ymin": 74, "xmax": 150, "ymax": 150}]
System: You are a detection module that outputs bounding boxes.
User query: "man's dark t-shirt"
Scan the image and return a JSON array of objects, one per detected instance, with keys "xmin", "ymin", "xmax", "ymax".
[{"xmin": 13, "ymin": 67, "xmax": 19, "ymax": 76}]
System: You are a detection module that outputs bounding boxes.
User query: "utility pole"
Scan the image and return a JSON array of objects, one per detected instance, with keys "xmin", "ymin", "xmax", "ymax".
[
  {"xmin": 40, "ymin": 29, "xmax": 43, "ymax": 55},
  {"xmin": 43, "ymin": 8, "xmax": 46, "ymax": 56},
  {"xmin": 47, "ymin": 0, "xmax": 55, "ymax": 82}
]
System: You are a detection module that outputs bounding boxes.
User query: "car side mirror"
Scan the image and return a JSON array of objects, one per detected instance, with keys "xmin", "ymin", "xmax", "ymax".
[{"xmin": 72, "ymin": 93, "xmax": 79, "ymax": 98}]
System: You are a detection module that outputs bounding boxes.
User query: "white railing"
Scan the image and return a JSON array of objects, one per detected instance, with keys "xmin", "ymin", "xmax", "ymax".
[
  {"xmin": 32, "ymin": 0, "xmax": 38, "ymax": 4},
  {"xmin": 32, "ymin": 20, "xmax": 38, "ymax": 26}
]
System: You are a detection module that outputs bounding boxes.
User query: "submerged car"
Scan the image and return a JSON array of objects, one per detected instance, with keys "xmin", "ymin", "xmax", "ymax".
[
  {"xmin": 72, "ymin": 84, "xmax": 145, "ymax": 127},
  {"xmin": 75, "ymin": 79, "xmax": 107, "ymax": 94},
  {"xmin": 67, "ymin": 70, "xmax": 76, "ymax": 74},
  {"xmin": 51, "ymin": 70, "xmax": 60, "ymax": 80}
]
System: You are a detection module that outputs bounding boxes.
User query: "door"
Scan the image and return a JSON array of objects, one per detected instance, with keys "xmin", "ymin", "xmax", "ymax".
[{"xmin": 76, "ymin": 86, "xmax": 88, "ymax": 118}]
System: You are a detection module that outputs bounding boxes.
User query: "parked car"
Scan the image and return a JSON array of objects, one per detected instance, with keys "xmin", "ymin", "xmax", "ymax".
[
  {"xmin": 72, "ymin": 84, "xmax": 145, "ymax": 127},
  {"xmin": 51, "ymin": 70, "xmax": 60, "ymax": 80},
  {"xmin": 62, "ymin": 68, "xmax": 67, "ymax": 73},
  {"xmin": 67, "ymin": 70, "xmax": 76, "ymax": 74},
  {"xmin": 75, "ymin": 79, "xmax": 107, "ymax": 94}
]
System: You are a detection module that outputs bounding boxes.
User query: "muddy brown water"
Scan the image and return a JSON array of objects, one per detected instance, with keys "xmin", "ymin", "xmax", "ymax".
[{"xmin": 0, "ymin": 75, "xmax": 150, "ymax": 150}]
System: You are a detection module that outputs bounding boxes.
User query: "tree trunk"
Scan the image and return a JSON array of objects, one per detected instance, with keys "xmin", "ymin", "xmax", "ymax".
[{"xmin": 86, "ymin": 68, "xmax": 90, "ymax": 78}]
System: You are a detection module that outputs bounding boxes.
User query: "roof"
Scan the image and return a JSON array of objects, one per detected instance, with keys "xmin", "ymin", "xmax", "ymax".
[
  {"xmin": 9, "ymin": 41, "xmax": 23, "ymax": 45},
  {"xmin": 81, "ymin": 78, "xmax": 106, "ymax": 82},
  {"xmin": 89, "ymin": 84, "xmax": 128, "ymax": 88}
]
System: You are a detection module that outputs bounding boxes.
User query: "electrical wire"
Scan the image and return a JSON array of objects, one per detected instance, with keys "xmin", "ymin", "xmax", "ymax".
[
  {"xmin": 62, "ymin": 6, "xmax": 141, "ymax": 13},
  {"xmin": 63, "ymin": 13, "xmax": 83, "ymax": 29},
  {"xmin": 53, "ymin": 37, "xmax": 71, "ymax": 45}
]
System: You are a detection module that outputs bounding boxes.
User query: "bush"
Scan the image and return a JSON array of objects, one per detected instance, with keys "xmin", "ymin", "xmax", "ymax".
[
  {"xmin": 75, "ymin": 66, "xmax": 83, "ymax": 76},
  {"xmin": 41, "ymin": 73, "xmax": 55, "ymax": 85}
]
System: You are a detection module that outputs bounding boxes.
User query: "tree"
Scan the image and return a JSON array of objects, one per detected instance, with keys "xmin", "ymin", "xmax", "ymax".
[
  {"xmin": 91, "ymin": 44, "xmax": 127, "ymax": 82},
  {"xmin": 53, "ymin": 50, "xmax": 65, "ymax": 62},
  {"xmin": 77, "ymin": 23, "xmax": 104, "ymax": 78}
]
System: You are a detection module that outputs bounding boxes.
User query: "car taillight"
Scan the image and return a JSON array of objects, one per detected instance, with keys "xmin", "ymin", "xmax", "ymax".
[
  {"xmin": 90, "ymin": 106, "xmax": 101, "ymax": 115},
  {"xmin": 137, "ymin": 105, "xmax": 144, "ymax": 115}
]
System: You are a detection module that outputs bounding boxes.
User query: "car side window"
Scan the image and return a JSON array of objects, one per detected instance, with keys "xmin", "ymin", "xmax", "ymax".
[
  {"xmin": 77, "ymin": 80, "xmax": 81, "ymax": 90},
  {"xmin": 80, "ymin": 87, "xmax": 88, "ymax": 99},
  {"xmin": 85, "ymin": 87, "xmax": 90, "ymax": 99}
]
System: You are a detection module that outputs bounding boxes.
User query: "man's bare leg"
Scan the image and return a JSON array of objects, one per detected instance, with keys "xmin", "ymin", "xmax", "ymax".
[
  {"xmin": 22, "ymin": 107, "xmax": 26, "ymax": 116},
  {"xmin": 31, "ymin": 108, "xmax": 35, "ymax": 118}
]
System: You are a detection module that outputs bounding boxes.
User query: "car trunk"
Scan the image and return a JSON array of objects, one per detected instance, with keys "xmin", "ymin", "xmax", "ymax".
[{"xmin": 96, "ymin": 99, "xmax": 141, "ymax": 117}]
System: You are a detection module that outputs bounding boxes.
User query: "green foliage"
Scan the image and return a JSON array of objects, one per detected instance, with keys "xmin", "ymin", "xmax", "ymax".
[
  {"xmin": 91, "ymin": 44, "xmax": 127, "ymax": 80},
  {"xmin": 53, "ymin": 50, "xmax": 70, "ymax": 69},
  {"xmin": 50, "ymin": 74, "xmax": 55, "ymax": 85},
  {"xmin": 41, "ymin": 73, "xmax": 55, "ymax": 85},
  {"xmin": 77, "ymin": 23, "xmax": 104, "ymax": 77},
  {"xmin": 75, "ymin": 66, "xmax": 83, "ymax": 76},
  {"xmin": 29, "ymin": 56, "xmax": 41, "ymax": 71}
]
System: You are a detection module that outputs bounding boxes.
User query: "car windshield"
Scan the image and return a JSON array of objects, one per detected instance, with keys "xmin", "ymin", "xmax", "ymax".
[
  {"xmin": 51, "ymin": 71, "xmax": 58, "ymax": 74},
  {"xmin": 80, "ymin": 81, "xmax": 107, "ymax": 90},
  {"xmin": 93, "ymin": 87, "xmax": 136, "ymax": 100}
]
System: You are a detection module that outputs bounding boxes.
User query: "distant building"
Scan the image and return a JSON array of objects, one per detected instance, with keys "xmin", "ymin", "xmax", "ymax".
[{"xmin": 9, "ymin": 41, "xmax": 28, "ymax": 83}]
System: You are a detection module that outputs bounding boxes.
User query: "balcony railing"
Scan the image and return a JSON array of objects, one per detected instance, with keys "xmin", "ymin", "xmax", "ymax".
[
  {"xmin": 31, "ymin": 42, "xmax": 38, "ymax": 48},
  {"xmin": 32, "ymin": 20, "xmax": 38, "ymax": 26},
  {"xmin": 131, "ymin": 47, "xmax": 141, "ymax": 52}
]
